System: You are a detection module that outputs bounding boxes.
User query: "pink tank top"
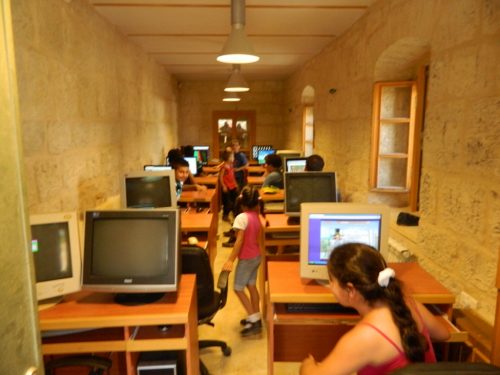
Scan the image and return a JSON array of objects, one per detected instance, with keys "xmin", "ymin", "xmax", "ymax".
[
  {"xmin": 358, "ymin": 307, "xmax": 436, "ymax": 375},
  {"xmin": 234, "ymin": 211, "xmax": 261, "ymax": 260}
]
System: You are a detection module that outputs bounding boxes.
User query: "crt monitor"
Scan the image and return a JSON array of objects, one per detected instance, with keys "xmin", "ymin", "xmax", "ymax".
[
  {"xmin": 285, "ymin": 157, "xmax": 307, "ymax": 172},
  {"xmin": 122, "ymin": 170, "xmax": 177, "ymax": 209},
  {"xmin": 257, "ymin": 149, "xmax": 276, "ymax": 165},
  {"xmin": 193, "ymin": 145, "xmax": 210, "ymax": 165},
  {"xmin": 284, "ymin": 172, "xmax": 337, "ymax": 217},
  {"xmin": 277, "ymin": 149, "xmax": 302, "ymax": 166},
  {"xmin": 144, "ymin": 164, "xmax": 172, "ymax": 172},
  {"xmin": 82, "ymin": 208, "xmax": 180, "ymax": 305},
  {"xmin": 30, "ymin": 212, "xmax": 82, "ymax": 307},
  {"xmin": 252, "ymin": 145, "xmax": 273, "ymax": 160},
  {"xmin": 184, "ymin": 156, "xmax": 198, "ymax": 175},
  {"xmin": 300, "ymin": 202, "xmax": 390, "ymax": 282}
]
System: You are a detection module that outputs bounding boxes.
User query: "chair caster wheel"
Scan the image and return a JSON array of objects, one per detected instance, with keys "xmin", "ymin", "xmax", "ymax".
[{"xmin": 222, "ymin": 346, "xmax": 232, "ymax": 356}]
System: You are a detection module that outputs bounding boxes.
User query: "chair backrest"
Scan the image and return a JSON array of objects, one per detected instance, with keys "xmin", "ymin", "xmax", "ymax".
[{"xmin": 180, "ymin": 245, "xmax": 215, "ymax": 307}]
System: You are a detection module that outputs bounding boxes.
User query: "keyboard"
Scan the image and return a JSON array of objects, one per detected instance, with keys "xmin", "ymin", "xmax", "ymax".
[{"xmin": 285, "ymin": 303, "xmax": 357, "ymax": 315}]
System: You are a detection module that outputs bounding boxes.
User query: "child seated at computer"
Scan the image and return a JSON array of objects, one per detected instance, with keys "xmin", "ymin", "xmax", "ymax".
[
  {"xmin": 300, "ymin": 243, "xmax": 450, "ymax": 375},
  {"xmin": 173, "ymin": 158, "xmax": 206, "ymax": 198},
  {"xmin": 262, "ymin": 153, "xmax": 283, "ymax": 189},
  {"xmin": 222, "ymin": 185, "xmax": 263, "ymax": 336}
]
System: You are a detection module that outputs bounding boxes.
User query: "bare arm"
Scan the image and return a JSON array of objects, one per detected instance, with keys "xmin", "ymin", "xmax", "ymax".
[
  {"xmin": 222, "ymin": 230, "xmax": 244, "ymax": 271},
  {"xmin": 413, "ymin": 299, "xmax": 451, "ymax": 341}
]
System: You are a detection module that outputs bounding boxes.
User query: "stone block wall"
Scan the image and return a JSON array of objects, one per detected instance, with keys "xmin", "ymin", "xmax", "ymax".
[
  {"xmin": 12, "ymin": 0, "xmax": 178, "ymax": 214},
  {"xmin": 285, "ymin": 0, "xmax": 500, "ymax": 324},
  {"xmin": 177, "ymin": 80, "xmax": 287, "ymax": 153}
]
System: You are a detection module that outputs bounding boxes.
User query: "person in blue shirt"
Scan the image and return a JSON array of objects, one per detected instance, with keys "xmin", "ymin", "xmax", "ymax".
[{"xmin": 231, "ymin": 139, "xmax": 249, "ymax": 190}]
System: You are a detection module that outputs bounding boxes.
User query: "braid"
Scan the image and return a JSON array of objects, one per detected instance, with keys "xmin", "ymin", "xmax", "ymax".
[
  {"xmin": 383, "ymin": 279, "xmax": 427, "ymax": 362},
  {"xmin": 328, "ymin": 243, "xmax": 427, "ymax": 363}
]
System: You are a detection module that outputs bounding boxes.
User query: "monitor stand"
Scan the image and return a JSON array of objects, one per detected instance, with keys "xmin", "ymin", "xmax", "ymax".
[
  {"xmin": 38, "ymin": 296, "xmax": 64, "ymax": 311},
  {"xmin": 114, "ymin": 292, "xmax": 165, "ymax": 306},
  {"xmin": 286, "ymin": 216, "xmax": 301, "ymax": 225}
]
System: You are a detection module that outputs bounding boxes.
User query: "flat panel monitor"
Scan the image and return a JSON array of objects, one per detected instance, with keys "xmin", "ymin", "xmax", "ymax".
[
  {"xmin": 300, "ymin": 202, "xmax": 390, "ymax": 282},
  {"xmin": 82, "ymin": 208, "xmax": 180, "ymax": 305},
  {"xmin": 122, "ymin": 170, "xmax": 177, "ymax": 209},
  {"xmin": 252, "ymin": 145, "xmax": 273, "ymax": 160},
  {"xmin": 193, "ymin": 145, "xmax": 210, "ymax": 165},
  {"xmin": 284, "ymin": 172, "xmax": 337, "ymax": 217},
  {"xmin": 30, "ymin": 212, "xmax": 82, "ymax": 307},
  {"xmin": 144, "ymin": 164, "xmax": 172, "ymax": 172},
  {"xmin": 184, "ymin": 156, "xmax": 198, "ymax": 175},
  {"xmin": 285, "ymin": 157, "xmax": 307, "ymax": 172},
  {"xmin": 257, "ymin": 149, "xmax": 276, "ymax": 165}
]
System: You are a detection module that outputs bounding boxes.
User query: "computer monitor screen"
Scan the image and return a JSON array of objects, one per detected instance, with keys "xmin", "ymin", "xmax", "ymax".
[
  {"xmin": 252, "ymin": 145, "xmax": 273, "ymax": 160},
  {"xmin": 193, "ymin": 145, "xmax": 210, "ymax": 165},
  {"xmin": 257, "ymin": 149, "xmax": 276, "ymax": 165},
  {"xmin": 184, "ymin": 156, "xmax": 198, "ymax": 175},
  {"xmin": 284, "ymin": 172, "xmax": 337, "ymax": 217},
  {"xmin": 144, "ymin": 165, "xmax": 172, "ymax": 172},
  {"xmin": 82, "ymin": 209, "xmax": 180, "ymax": 304},
  {"xmin": 30, "ymin": 212, "xmax": 82, "ymax": 305},
  {"xmin": 122, "ymin": 170, "xmax": 176, "ymax": 209},
  {"xmin": 300, "ymin": 203, "xmax": 390, "ymax": 282},
  {"xmin": 285, "ymin": 157, "xmax": 307, "ymax": 172}
]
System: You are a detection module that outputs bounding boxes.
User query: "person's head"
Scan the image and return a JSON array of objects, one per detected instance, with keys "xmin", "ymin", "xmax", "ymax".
[
  {"xmin": 264, "ymin": 153, "xmax": 282, "ymax": 171},
  {"xmin": 328, "ymin": 243, "xmax": 427, "ymax": 362},
  {"xmin": 174, "ymin": 158, "xmax": 190, "ymax": 182},
  {"xmin": 237, "ymin": 185, "xmax": 260, "ymax": 210},
  {"xmin": 305, "ymin": 154, "xmax": 324, "ymax": 171},
  {"xmin": 182, "ymin": 145, "xmax": 194, "ymax": 157},
  {"xmin": 167, "ymin": 148, "xmax": 183, "ymax": 166},
  {"xmin": 222, "ymin": 149, "xmax": 234, "ymax": 163},
  {"xmin": 231, "ymin": 139, "xmax": 241, "ymax": 152}
]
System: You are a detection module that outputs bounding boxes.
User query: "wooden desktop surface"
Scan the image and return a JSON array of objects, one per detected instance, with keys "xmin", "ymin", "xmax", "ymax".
[
  {"xmin": 193, "ymin": 175, "xmax": 218, "ymax": 186},
  {"xmin": 264, "ymin": 213, "xmax": 299, "ymax": 232},
  {"xmin": 268, "ymin": 261, "xmax": 455, "ymax": 305},
  {"xmin": 248, "ymin": 165, "xmax": 265, "ymax": 175},
  {"xmin": 181, "ymin": 210, "xmax": 212, "ymax": 231},
  {"xmin": 248, "ymin": 175, "xmax": 264, "ymax": 185},
  {"xmin": 39, "ymin": 275, "xmax": 199, "ymax": 375},
  {"xmin": 259, "ymin": 189, "xmax": 284, "ymax": 202},
  {"xmin": 179, "ymin": 188, "xmax": 216, "ymax": 203}
]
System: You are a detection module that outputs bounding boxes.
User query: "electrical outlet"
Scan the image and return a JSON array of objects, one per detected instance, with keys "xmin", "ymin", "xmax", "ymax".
[{"xmin": 458, "ymin": 291, "xmax": 478, "ymax": 309}]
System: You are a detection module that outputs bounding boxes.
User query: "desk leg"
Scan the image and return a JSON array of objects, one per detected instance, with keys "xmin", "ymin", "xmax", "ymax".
[
  {"xmin": 267, "ymin": 297, "xmax": 275, "ymax": 375},
  {"xmin": 186, "ymin": 285, "xmax": 200, "ymax": 375}
]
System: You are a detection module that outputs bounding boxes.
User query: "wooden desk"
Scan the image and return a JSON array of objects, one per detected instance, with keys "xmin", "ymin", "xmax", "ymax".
[
  {"xmin": 39, "ymin": 275, "xmax": 199, "ymax": 375},
  {"xmin": 181, "ymin": 209, "xmax": 217, "ymax": 266},
  {"xmin": 193, "ymin": 175, "xmax": 218, "ymax": 187},
  {"xmin": 179, "ymin": 188, "xmax": 218, "ymax": 214},
  {"xmin": 248, "ymin": 175, "xmax": 264, "ymax": 186},
  {"xmin": 248, "ymin": 165, "xmax": 265, "ymax": 175},
  {"xmin": 260, "ymin": 189, "xmax": 285, "ymax": 213},
  {"xmin": 266, "ymin": 261, "xmax": 465, "ymax": 375},
  {"xmin": 261, "ymin": 213, "xmax": 300, "ymax": 255},
  {"xmin": 202, "ymin": 165, "xmax": 221, "ymax": 174}
]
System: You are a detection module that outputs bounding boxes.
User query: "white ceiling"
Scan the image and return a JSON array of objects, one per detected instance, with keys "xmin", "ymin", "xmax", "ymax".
[{"xmin": 89, "ymin": 0, "xmax": 374, "ymax": 81}]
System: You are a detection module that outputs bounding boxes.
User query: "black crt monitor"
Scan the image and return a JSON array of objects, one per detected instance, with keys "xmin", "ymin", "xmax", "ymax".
[
  {"xmin": 257, "ymin": 149, "xmax": 276, "ymax": 165},
  {"xmin": 184, "ymin": 156, "xmax": 198, "ymax": 175},
  {"xmin": 122, "ymin": 170, "xmax": 177, "ymax": 209},
  {"xmin": 144, "ymin": 165, "xmax": 172, "ymax": 172},
  {"xmin": 29, "ymin": 212, "xmax": 82, "ymax": 309},
  {"xmin": 193, "ymin": 145, "xmax": 210, "ymax": 165},
  {"xmin": 284, "ymin": 172, "xmax": 337, "ymax": 220},
  {"xmin": 252, "ymin": 145, "xmax": 273, "ymax": 160},
  {"xmin": 285, "ymin": 157, "xmax": 307, "ymax": 172},
  {"xmin": 300, "ymin": 202, "xmax": 390, "ymax": 282},
  {"xmin": 82, "ymin": 209, "xmax": 180, "ymax": 305}
]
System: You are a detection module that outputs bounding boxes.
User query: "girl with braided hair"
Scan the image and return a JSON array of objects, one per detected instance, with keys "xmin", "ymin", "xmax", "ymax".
[{"xmin": 300, "ymin": 243, "xmax": 450, "ymax": 375}]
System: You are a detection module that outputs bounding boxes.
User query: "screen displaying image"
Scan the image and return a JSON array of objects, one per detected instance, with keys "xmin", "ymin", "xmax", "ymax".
[
  {"xmin": 307, "ymin": 213, "xmax": 382, "ymax": 265},
  {"xmin": 257, "ymin": 149, "xmax": 275, "ymax": 164}
]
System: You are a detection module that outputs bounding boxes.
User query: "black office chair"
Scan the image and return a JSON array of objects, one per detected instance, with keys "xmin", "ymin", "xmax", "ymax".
[{"xmin": 181, "ymin": 245, "xmax": 232, "ymax": 375}]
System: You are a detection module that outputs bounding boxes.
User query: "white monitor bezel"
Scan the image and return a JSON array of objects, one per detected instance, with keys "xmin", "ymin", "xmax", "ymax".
[
  {"xmin": 184, "ymin": 156, "xmax": 198, "ymax": 175},
  {"xmin": 29, "ymin": 211, "xmax": 82, "ymax": 302},
  {"xmin": 121, "ymin": 170, "xmax": 177, "ymax": 209},
  {"xmin": 300, "ymin": 202, "xmax": 390, "ymax": 281}
]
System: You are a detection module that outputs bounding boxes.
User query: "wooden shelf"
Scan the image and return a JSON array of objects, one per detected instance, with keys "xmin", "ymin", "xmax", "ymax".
[
  {"xmin": 380, "ymin": 117, "xmax": 411, "ymax": 123},
  {"xmin": 379, "ymin": 153, "xmax": 409, "ymax": 159}
]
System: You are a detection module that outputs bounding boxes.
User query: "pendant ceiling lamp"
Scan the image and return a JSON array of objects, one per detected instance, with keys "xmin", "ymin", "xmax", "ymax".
[
  {"xmin": 225, "ymin": 64, "xmax": 249, "ymax": 92},
  {"xmin": 217, "ymin": 0, "xmax": 259, "ymax": 64},
  {"xmin": 222, "ymin": 91, "xmax": 241, "ymax": 102}
]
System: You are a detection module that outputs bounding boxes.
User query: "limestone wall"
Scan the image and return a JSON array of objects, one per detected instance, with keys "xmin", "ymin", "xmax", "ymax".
[
  {"xmin": 12, "ymin": 0, "xmax": 178, "ymax": 214},
  {"xmin": 285, "ymin": 0, "xmax": 500, "ymax": 323},
  {"xmin": 177, "ymin": 80, "xmax": 287, "ymax": 153}
]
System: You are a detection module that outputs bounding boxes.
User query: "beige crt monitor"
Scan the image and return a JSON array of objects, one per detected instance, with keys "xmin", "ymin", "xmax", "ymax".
[{"xmin": 300, "ymin": 202, "xmax": 390, "ymax": 282}]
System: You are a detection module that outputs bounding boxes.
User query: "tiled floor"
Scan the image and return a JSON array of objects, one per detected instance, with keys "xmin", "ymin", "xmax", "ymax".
[{"xmin": 197, "ymin": 216, "xmax": 301, "ymax": 375}]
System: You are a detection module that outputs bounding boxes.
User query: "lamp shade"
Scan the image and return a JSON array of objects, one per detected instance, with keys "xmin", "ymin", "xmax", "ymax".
[
  {"xmin": 222, "ymin": 92, "xmax": 241, "ymax": 102},
  {"xmin": 217, "ymin": 25, "xmax": 259, "ymax": 64},
  {"xmin": 225, "ymin": 64, "xmax": 249, "ymax": 92}
]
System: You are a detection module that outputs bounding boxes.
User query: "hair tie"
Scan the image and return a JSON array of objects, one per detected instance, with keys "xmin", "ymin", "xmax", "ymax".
[{"xmin": 378, "ymin": 267, "xmax": 395, "ymax": 287}]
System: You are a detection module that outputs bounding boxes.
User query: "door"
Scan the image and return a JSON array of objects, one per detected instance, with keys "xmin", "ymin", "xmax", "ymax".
[
  {"xmin": 212, "ymin": 111, "xmax": 256, "ymax": 160},
  {"xmin": 0, "ymin": 1, "xmax": 42, "ymax": 374}
]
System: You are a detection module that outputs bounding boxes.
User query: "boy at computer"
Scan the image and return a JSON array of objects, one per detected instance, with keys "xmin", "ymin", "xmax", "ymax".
[{"xmin": 173, "ymin": 158, "xmax": 206, "ymax": 198}]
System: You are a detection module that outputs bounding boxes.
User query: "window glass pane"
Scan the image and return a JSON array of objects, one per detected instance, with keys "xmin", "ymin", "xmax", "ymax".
[
  {"xmin": 377, "ymin": 158, "xmax": 407, "ymax": 188},
  {"xmin": 235, "ymin": 120, "xmax": 248, "ymax": 148},
  {"xmin": 218, "ymin": 119, "xmax": 232, "ymax": 147},
  {"xmin": 380, "ymin": 86, "xmax": 412, "ymax": 118},
  {"xmin": 379, "ymin": 123, "xmax": 409, "ymax": 154}
]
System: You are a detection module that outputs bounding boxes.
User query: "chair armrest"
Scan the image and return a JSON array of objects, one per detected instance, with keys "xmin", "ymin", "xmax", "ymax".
[{"xmin": 217, "ymin": 270, "xmax": 230, "ymax": 290}]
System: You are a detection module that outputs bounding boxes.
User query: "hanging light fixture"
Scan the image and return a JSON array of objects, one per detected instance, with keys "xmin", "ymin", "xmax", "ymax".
[
  {"xmin": 222, "ymin": 91, "xmax": 241, "ymax": 102},
  {"xmin": 217, "ymin": 0, "xmax": 259, "ymax": 64},
  {"xmin": 225, "ymin": 64, "xmax": 249, "ymax": 92}
]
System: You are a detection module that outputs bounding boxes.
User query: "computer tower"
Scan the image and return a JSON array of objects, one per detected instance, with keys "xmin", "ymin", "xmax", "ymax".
[{"xmin": 137, "ymin": 351, "xmax": 178, "ymax": 375}]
